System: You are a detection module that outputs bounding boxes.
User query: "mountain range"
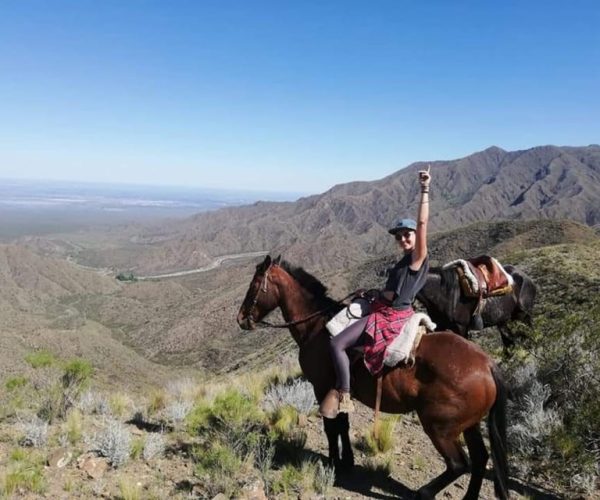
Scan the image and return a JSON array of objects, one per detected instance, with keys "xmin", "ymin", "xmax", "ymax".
[{"xmin": 72, "ymin": 144, "xmax": 600, "ymax": 274}]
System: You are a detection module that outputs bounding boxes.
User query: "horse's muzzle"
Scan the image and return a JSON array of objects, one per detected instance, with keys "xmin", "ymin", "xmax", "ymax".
[{"xmin": 237, "ymin": 311, "xmax": 256, "ymax": 331}]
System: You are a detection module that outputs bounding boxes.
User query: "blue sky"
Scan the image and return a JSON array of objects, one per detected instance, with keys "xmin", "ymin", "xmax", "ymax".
[{"xmin": 1, "ymin": 1, "xmax": 598, "ymax": 194}]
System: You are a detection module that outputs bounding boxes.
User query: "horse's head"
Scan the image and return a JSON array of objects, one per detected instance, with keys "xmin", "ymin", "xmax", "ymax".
[{"xmin": 237, "ymin": 254, "xmax": 282, "ymax": 330}]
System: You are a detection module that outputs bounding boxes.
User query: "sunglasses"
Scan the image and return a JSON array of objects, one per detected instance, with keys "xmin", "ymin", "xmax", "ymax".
[{"xmin": 394, "ymin": 231, "xmax": 414, "ymax": 241}]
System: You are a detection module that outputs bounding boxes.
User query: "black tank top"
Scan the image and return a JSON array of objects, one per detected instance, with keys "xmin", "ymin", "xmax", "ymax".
[{"xmin": 384, "ymin": 253, "xmax": 429, "ymax": 310}]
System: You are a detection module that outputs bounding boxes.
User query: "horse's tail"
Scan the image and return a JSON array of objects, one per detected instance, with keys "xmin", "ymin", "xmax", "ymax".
[{"xmin": 488, "ymin": 364, "xmax": 510, "ymax": 499}]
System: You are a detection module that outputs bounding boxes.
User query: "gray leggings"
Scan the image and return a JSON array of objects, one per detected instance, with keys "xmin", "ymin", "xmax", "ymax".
[{"xmin": 329, "ymin": 316, "xmax": 369, "ymax": 393}]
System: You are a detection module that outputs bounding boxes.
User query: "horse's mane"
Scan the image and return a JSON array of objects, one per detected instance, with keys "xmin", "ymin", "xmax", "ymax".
[{"xmin": 280, "ymin": 260, "xmax": 329, "ymax": 299}]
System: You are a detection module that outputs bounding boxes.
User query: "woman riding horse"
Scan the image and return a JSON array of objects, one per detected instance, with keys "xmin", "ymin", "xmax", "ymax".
[
  {"xmin": 324, "ymin": 165, "xmax": 432, "ymax": 415},
  {"xmin": 236, "ymin": 254, "xmax": 510, "ymax": 499}
]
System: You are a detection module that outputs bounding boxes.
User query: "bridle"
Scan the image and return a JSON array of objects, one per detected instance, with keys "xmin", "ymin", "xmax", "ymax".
[{"xmin": 245, "ymin": 263, "xmax": 358, "ymax": 329}]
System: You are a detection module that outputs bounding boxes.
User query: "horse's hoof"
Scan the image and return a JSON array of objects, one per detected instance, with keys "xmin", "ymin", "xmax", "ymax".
[
  {"xmin": 415, "ymin": 488, "xmax": 434, "ymax": 500},
  {"xmin": 341, "ymin": 454, "xmax": 355, "ymax": 470}
]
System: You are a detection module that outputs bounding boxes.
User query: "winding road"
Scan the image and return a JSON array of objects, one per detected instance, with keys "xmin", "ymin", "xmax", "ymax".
[{"xmin": 137, "ymin": 250, "xmax": 268, "ymax": 280}]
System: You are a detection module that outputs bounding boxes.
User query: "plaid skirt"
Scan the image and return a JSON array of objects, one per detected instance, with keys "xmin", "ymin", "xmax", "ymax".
[{"xmin": 364, "ymin": 301, "xmax": 414, "ymax": 375}]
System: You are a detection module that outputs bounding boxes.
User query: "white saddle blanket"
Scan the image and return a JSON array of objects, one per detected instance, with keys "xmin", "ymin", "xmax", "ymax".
[
  {"xmin": 326, "ymin": 299, "xmax": 371, "ymax": 336},
  {"xmin": 383, "ymin": 313, "xmax": 437, "ymax": 367}
]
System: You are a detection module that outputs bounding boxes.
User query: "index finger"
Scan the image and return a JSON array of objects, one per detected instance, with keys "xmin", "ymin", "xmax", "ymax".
[{"xmin": 427, "ymin": 164, "xmax": 431, "ymax": 173}]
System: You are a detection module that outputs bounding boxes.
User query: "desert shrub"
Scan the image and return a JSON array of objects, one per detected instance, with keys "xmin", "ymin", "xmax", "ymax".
[
  {"xmin": 143, "ymin": 433, "xmax": 166, "ymax": 460},
  {"xmin": 5, "ymin": 375, "xmax": 28, "ymax": 391},
  {"xmin": 507, "ymin": 364, "xmax": 561, "ymax": 460},
  {"xmin": 266, "ymin": 404, "xmax": 307, "ymax": 457},
  {"xmin": 356, "ymin": 416, "xmax": 399, "ymax": 456},
  {"xmin": 263, "ymin": 377, "xmax": 315, "ymax": 415},
  {"xmin": 146, "ymin": 388, "xmax": 167, "ymax": 416},
  {"xmin": 503, "ymin": 289, "xmax": 600, "ymax": 491},
  {"xmin": 193, "ymin": 442, "xmax": 244, "ymax": 497},
  {"xmin": 62, "ymin": 358, "xmax": 93, "ymax": 388},
  {"xmin": 186, "ymin": 387, "xmax": 265, "ymax": 455},
  {"xmin": 25, "ymin": 350, "xmax": 56, "ymax": 369},
  {"xmin": 165, "ymin": 400, "xmax": 192, "ymax": 424},
  {"xmin": 313, "ymin": 459, "xmax": 336, "ymax": 495},
  {"xmin": 64, "ymin": 408, "xmax": 83, "ymax": 445},
  {"xmin": 93, "ymin": 418, "xmax": 132, "ymax": 467},
  {"xmin": 118, "ymin": 477, "xmax": 142, "ymax": 500},
  {"xmin": 252, "ymin": 434, "xmax": 275, "ymax": 483},
  {"xmin": 18, "ymin": 416, "xmax": 48, "ymax": 447},
  {"xmin": 34, "ymin": 357, "xmax": 94, "ymax": 422},
  {"xmin": 0, "ymin": 449, "xmax": 46, "ymax": 496},
  {"xmin": 130, "ymin": 437, "xmax": 145, "ymax": 460},
  {"xmin": 109, "ymin": 393, "xmax": 131, "ymax": 418},
  {"xmin": 269, "ymin": 405, "xmax": 298, "ymax": 434},
  {"xmin": 271, "ymin": 463, "xmax": 304, "ymax": 496}
]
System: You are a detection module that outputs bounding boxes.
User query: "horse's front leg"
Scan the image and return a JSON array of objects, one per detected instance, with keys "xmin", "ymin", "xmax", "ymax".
[
  {"xmin": 323, "ymin": 414, "xmax": 354, "ymax": 472},
  {"xmin": 337, "ymin": 413, "xmax": 354, "ymax": 469},
  {"xmin": 323, "ymin": 417, "xmax": 341, "ymax": 468}
]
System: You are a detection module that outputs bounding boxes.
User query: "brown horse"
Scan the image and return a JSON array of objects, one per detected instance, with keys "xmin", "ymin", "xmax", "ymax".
[{"xmin": 237, "ymin": 255, "xmax": 509, "ymax": 499}]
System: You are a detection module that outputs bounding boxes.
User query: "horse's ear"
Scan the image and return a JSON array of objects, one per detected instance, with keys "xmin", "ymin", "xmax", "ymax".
[
  {"xmin": 273, "ymin": 255, "xmax": 281, "ymax": 265},
  {"xmin": 257, "ymin": 255, "xmax": 271, "ymax": 271}
]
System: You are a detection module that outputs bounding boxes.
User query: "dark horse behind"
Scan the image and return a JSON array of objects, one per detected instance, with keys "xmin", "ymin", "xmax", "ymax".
[
  {"xmin": 417, "ymin": 264, "xmax": 536, "ymax": 350},
  {"xmin": 237, "ymin": 255, "xmax": 510, "ymax": 499}
]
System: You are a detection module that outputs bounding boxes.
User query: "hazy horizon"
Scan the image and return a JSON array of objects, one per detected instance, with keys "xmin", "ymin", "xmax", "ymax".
[{"xmin": 0, "ymin": 177, "xmax": 306, "ymax": 239}]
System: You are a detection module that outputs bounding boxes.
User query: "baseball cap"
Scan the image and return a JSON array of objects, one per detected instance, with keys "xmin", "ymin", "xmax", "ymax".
[{"xmin": 388, "ymin": 218, "xmax": 417, "ymax": 235}]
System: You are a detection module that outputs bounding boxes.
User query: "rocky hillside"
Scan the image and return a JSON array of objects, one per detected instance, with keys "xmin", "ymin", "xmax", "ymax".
[
  {"xmin": 71, "ymin": 144, "xmax": 600, "ymax": 274},
  {"xmin": 0, "ymin": 244, "xmax": 186, "ymax": 389}
]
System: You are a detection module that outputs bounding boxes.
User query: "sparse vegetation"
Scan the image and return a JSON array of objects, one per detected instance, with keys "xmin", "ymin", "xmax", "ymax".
[
  {"xmin": 25, "ymin": 349, "xmax": 56, "ymax": 369},
  {"xmin": 18, "ymin": 416, "xmax": 49, "ymax": 447},
  {"xmin": 356, "ymin": 416, "xmax": 400, "ymax": 455},
  {"xmin": 193, "ymin": 441, "xmax": 245, "ymax": 497},
  {"xmin": 5, "ymin": 375, "xmax": 28, "ymax": 391},
  {"xmin": 143, "ymin": 432, "xmax": 166, "ymax": 460},
  {"xmin": 118, "ymin": 477, "xmax": 142, "ymax": 500},
  {"xmin": 501, "ymin": 244, "xmax": 600, "ymax": 493},
  {"xmin": 64, "ymin": 408, "xmax": 83, "ymax": 445},
  {"xmin": 0, "ymin": 448, "xmax": 46, "ymax": 496},
  {"xmin": 263, "ymin": 377, "xmax": 315, "ymax": 415},
  {"xmin": 93, "ymin": 418, "xmax": 132, "ymax": 467}
]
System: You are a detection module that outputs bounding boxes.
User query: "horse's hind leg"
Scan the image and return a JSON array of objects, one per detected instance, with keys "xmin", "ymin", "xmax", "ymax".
[
  {"xmin": 463, "ymin": 425, "xmax": 489, "ymax": 500},
  {"xmin": 416, "ymin": 429, "xmax": 469, "ymax": 499}
]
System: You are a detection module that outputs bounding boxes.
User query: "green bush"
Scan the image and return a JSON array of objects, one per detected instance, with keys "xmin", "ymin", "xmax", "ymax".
[
  {"xmin": 62, "ymin": 358, "xmax": 93, "ymax": 388},
  {"xmin": 186, "ymin": 388, "xmax": 265, "ymax": 455},
  {"xmin": 5, "ymin": 376, "xmax": 28, "ymax": 391},
  {"xmin": 24, "ymin": 350, "xmax": 55, "ymax": 369},
  {"xmin": 356, "ymin": 416, "xmax": 399, "ymax": 456},
  {"xmin": 37, "ymin": 358, "xmax": 94, "ymax": 422},
  {"xmin": 193, "ymin": 442, "xmax": 243, "ymax": 497}
]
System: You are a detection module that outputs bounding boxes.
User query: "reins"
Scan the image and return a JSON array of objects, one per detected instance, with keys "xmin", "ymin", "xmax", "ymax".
[{"xmin": 256, "ymin": 290, "xmax": 358, "ymax": 328}]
